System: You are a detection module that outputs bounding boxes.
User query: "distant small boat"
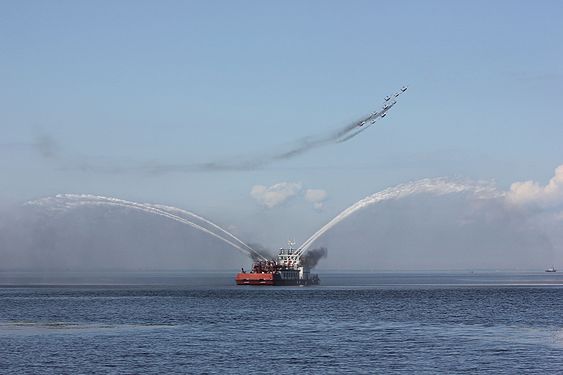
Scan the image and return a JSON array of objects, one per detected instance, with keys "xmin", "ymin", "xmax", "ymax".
[{"xmin": 545, "ymin": 266, "xmax": 557, "ymax": 273}]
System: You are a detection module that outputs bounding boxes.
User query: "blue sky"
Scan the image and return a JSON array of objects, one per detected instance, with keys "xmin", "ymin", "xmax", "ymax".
[{"xmin": 1, "ymin": 1, "xmax": 563, "ymax": 249}]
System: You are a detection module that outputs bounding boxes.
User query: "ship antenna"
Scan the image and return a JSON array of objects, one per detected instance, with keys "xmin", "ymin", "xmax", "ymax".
[{"xmin": 288, "ymin": 239, "xmax": 296, "ymax": 250}]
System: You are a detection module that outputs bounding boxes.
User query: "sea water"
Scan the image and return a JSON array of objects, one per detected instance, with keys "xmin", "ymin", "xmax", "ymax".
[{"xmin": 1, "ymin": 272, "xmax": 562, "ymax": 374}]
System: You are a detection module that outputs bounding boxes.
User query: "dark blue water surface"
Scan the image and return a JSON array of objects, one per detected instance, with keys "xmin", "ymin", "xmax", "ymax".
[{"xmin": 1, "ymin": 272, "xmax": 563, "ymax": 374}]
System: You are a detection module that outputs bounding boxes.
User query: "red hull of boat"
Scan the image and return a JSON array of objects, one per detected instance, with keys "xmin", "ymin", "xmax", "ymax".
[{"xmin": 235, "ymin": 273, "xmax": 275, "ymax": 285}]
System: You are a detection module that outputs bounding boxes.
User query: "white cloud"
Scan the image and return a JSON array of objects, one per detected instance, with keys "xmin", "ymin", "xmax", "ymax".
[
  {"xmin": 507, "ymin": 164, "xmax": 563, "ymax": 207},
  {"xmin": 250, "ymin": 183, "xmax": 329, "ymax": 210},
  {"xmin": 250, "ymin": 182, "xmax": 302, "ymax": 208},
  {"xmin": 305, "ymin": 189, "xmax": 328, "ymax": 210}
]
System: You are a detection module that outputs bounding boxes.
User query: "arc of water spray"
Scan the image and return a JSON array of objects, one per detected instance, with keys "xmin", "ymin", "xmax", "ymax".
[
  {"xmin": 27, "ymin": 194, "xmax": 268, "ymax": 261},
  {"xmin": 64, "ymin": 194, "xmax": 257, "ymax": 255},
  {"xmin": 84, "ymin": 201, "xmax": 254, "ymax": 257},
  {"xmin": 148, "ymin": 203, "xmax": 254, "ymax": 252},
  {"xmin": 43, "ymin": 198, "xmax": 254, "ymax": 258},
  {"xmin": 296, "ymin": 178, "xmax": 501, "ymax": 255}
]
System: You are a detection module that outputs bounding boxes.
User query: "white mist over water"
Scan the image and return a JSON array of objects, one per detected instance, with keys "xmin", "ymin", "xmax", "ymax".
[
  {"xmin": 28, "ymin": 181, "xmax": 503, "ymax": 263},
  {"xmin": 16, "ymin": 165, "xmax": 563, "ymax": 270}
]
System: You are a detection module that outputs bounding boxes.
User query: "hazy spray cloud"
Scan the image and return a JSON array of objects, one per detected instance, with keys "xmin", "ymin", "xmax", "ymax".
[
  {"xmin": 315, "ymin": 192, "xmax": 555, "ymax": 270},
  {"xmin": 27, "ymin": 194, "xmax": 269, "ymax": 261},
  {"xmin": 3, "ymin": 166, "xmax": 563, "ymax": 271},
  {"xmin": 0, "ymin": 205, "xmax": 250, "ymax": 271},
  {"xmin": 298, "ymin": 178, "xmax": 501, "ymax": 253},
  {"xmin": 297, "ymin": 167, "xmax": 563, "ymax": 270}
]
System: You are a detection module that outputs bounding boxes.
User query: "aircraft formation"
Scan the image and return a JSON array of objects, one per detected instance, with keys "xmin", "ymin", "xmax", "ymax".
[
  {"xmin": 336, "ymin": 86, "xmax": 408, "ymax": 143},
  {"xmin": 358, "ymin": 86, "xmax": 407, "ymax": 126}
]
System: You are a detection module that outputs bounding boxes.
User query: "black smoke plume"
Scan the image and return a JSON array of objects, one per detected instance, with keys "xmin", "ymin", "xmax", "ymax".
[
  {"xmin": 300, "ymin": 247, "xmax": 328, "ymax": 268},
  {"xmin": 247, "ymin": 243, "xmax": 274, "ymax": 261}
]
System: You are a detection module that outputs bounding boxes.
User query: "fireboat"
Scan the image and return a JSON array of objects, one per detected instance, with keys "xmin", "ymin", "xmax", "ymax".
[{"xmin": 235, "ymin": 241, "xmax": 320, "ymax": 286}]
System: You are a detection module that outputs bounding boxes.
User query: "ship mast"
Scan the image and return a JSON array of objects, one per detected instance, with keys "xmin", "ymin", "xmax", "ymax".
[{"xmin": 277, "ymin": 239, "xmax": 301, "ymax": 267}]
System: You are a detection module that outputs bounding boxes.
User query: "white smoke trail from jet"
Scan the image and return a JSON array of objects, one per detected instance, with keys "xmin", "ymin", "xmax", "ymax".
[
  {"xmin": 26, "ymin": 194, "xmax": 268, "ymax": 261},
  {"xmin": 297, "ymin": 178, "xmax": 501, "ymax": 254}
]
